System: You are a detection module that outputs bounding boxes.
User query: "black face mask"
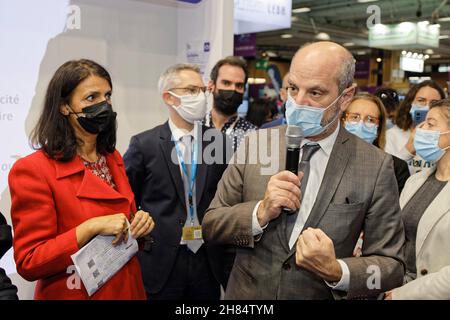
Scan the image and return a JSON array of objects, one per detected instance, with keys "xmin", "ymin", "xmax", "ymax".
[
  {"xmin": 70, "ymin": 100, "xmax": 117, "ymax": 134},
  {"xmin": 213, "ymin": 89, "xmax": 244, "ymax": 116},
  {"xmin": 0, "ymin": 224, "xmax": 13, "ymax": 258}
]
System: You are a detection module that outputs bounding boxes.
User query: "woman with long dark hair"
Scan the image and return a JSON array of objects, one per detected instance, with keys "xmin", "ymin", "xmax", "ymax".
[
  {"xmin": 385, "ymin": 80, "xmax": 445, "ymax": 174},
  {"xmin": 8, "ymin": 59, "xmax": 154, "ymax": 300}
]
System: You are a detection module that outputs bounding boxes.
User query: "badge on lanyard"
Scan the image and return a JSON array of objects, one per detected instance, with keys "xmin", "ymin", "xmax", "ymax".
[
  {"xmin": 182, "ymin": 225, "xmax": 203, "ymax": 241},
  {"xmin": 174, "ymin": 134, "xmax": 203, "ymax": 242}
]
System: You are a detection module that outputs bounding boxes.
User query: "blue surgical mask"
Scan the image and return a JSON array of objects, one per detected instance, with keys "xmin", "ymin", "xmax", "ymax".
[
  {"xmin": 386, "ymin": 118, "xmax": 394, "ymax": 129},
  {"xmin": 285, "ymin": 92, "xmax": 344, "ymax": 137},
  {"xmin": 345, "ymin": 121, "xmax": 378, "ymax": 144},
  {"xmin": 410, "ymin": 104, "xmax": 429, "ymax": 124},
  {"xmin": 414, "ymin": 128, "xmax": 450, "ymax": 162}
]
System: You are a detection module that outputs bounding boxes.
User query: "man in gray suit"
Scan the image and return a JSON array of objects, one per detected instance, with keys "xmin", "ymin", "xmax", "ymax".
[{"xmin": 202, "ymin": 42, "xmax": 405, "ymax": 300}]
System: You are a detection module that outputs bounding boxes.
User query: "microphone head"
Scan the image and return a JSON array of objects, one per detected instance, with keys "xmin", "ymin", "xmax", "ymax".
[{"xmin": 285, "ymin": 125, "xmax": 304, "ymax": 148}]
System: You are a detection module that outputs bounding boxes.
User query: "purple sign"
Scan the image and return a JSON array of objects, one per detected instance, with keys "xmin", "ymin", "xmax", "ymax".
[
  {"xmin": 355, "ymin": 59, "xmax": 370, "ymax": 79},
  {"xmin": 234, "ymin": 33, "xmax": 257, "ymax": 57},
  {"xmin": 177, "ymin": 0, "xmax": 202, "ymax": 3}
]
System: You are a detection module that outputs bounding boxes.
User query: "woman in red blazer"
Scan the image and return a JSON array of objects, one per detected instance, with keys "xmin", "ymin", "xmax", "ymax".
[{"xmin": 8, "ymin": 59, "xmax": 154, "ymax": 300}]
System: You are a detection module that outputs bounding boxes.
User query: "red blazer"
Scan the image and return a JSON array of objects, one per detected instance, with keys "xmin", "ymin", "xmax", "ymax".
[{"xmin": 8, "ymin": 150, "xmax": 146, "ymax": 300}]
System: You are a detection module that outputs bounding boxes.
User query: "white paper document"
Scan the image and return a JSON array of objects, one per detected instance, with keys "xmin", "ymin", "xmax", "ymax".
[{"xmin": 71, "ymin": 228, "xmax": 138, "ymax": 296}]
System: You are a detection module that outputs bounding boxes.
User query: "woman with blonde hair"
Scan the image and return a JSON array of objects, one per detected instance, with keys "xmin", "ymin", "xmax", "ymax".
[{"xmin": 342, "ymin": 92, "xmax": 410, "ymax": 193}]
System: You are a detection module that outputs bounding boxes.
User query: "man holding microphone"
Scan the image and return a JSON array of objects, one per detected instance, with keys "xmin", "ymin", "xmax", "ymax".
[{"xmin": 203, "ymin": 42, "xmax": 405, "ymax": 300}]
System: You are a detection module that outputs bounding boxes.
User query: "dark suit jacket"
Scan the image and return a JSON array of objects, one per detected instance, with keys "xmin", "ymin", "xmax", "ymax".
[
  {"xmin": 0, "ymin": 212, "xmax": 18, "ymax": 300},
  {"xmin": 203, "ymin": 126, "xmax": 405, "ymax": 299},
  {"xmin": 393, "ymin": 156, "xmax": 410, "ymax": 194},
  {"xmin": 124, "ymin": 122, "xmax": 233, "ymax": 294}
]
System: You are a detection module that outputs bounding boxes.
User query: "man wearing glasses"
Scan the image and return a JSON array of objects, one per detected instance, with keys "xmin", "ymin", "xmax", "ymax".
[
  {"xmin": 203, "ymin": 56, "xmax": 257, "ymax": 151},
  {"xmin": 124, "ymin": 64, "xmax": 232, "ymax": 300},
  {"xmin": 203, "ymin": 42, "xmax": 405, "ymax": 300}
]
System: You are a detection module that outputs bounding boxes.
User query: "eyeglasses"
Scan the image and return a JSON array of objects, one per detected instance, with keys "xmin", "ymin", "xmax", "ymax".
[
  {"xmin": 168, "ymin": 86, "xmax": 207, "ymax": 96},
  {"xmin": 345, "ymin": 112, "xmax": 380, "ymax": 128}
]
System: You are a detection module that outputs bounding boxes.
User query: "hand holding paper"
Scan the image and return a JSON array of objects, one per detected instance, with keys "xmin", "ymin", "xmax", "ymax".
[{"xmin": 71, "ymin": 222, "xmax": 139, "ymax": 296}]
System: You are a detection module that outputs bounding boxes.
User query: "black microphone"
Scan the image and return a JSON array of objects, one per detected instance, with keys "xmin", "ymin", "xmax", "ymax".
[{"xmin": 282, "ymin": 125, "xmax": 304, "ymax": 214}]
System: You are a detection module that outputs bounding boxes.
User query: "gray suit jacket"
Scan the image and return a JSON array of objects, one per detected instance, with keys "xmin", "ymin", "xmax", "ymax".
[{"xmin": 203, "ymin": 125, "xmax": 405, "ymax": 299}]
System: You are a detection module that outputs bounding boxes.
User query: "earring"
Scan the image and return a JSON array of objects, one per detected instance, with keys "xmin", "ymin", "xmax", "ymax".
[{"xmin": 60, "ymin": 105, "xmax": 70, "ymax": 116}]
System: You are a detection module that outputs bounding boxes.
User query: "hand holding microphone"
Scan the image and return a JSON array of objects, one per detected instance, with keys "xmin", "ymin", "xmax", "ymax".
[
  {"xmin": 256, "ymin": 125, "xmax": 305, "ymax": 227},
  {"xmin": 256, "ymin": 171, "xmax": 304, "ymax": 227}
]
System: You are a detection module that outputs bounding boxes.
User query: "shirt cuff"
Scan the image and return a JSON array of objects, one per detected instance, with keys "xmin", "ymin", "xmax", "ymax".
[
  {"xmin": 325, "ymin": 259, "xmax": 350, "ymax": 292},
  {"xmin": 251, "ymin": 201, "xmax": 268, "ymax": 236}
]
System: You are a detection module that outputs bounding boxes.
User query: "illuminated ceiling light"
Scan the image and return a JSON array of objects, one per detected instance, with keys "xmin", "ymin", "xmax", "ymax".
[
  {"xmin": 438, "ymin": 17, "xmax": 450, "ymax": 22},
  {"xmin": 398, "ymin": 22, "xmax": 415, "ymax": 31},
  {"xmin": 425, "ymin": 49, "xmax": 434, "ymax": 54},
  {"xmin": 373, "ymin": 23, "xmax": 389, "ymax": 34},
  {"xmin": 424, "ymin": 55, "xmax": 430, "ymax": 59},
  {"xmin": 439, "ymin": 35, "xmax": 449, "ymax": 39},
  {"xmin": 431, "ymin": 54, "xmax": 441, "ymax": 58},
  {"xmin": 412, "ymin": 52, "xmax": 418, "ymax": 58},
  {"xmin": 292, "ymin": 7, "xmax": 311, "ymax": 13},
  {"xmin": 357, "ymin": 0, "xmax": 378, "ymax": 3},
  {"xmin": 356, "ymin": 50, "xmax": 367, "ymax": 55},
  {"xmin": 376, "ymin": 57, "xmax": 382, "ymax": 62},
  {"xmin": 315, "ymin": 32, "xmax": 330, "ymax": 40},
  {"xmin": 248, "ymin": 78, "xmax": 267, "ymax": 85},
  {"xmin": 418, "ymin": 54, "xmax": 423, "ymax": 59},
  {"xmin": 401, "ymin": 50, "xmax": 407, "ymax": 55},
  {"xmin": 406, "ymin": 52, "xmax": 412, "ymax": 57},
  {"xmin": 281, "ymin": 34, "xmax": 293, "ymax": 39},
  {"xmin": 343, "ymin": 42, "xmax": 355, "ymax": 47},
  {"xmin": 373, "ymin": 23, "xmax": 387, "ymax": 30}
]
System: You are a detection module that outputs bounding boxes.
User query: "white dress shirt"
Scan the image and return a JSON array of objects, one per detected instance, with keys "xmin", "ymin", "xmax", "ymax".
[
  {"xmin": 168, "ymin": 118, "xmax": 196, "ymax": 162},
  {"xmin": 251, "ymin": 123, "xmax": 350, "ymax": 291},
  {"xmin": 168, "ymin": 119, "xmax": 204, "ymax": 250}
]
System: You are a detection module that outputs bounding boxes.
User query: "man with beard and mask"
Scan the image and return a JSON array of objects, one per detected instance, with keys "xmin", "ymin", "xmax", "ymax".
[
  {"xmin": 202, "ymin": 42, "xmax": 405, "ymax": 300},
  {"xmin": 124, "ymin": 64, "xmax": 233, "ymax": 300},
  {"xmin": 203, "ymin": 56, "xmax": 257, "ymax": 151},
  {"xmin": 0, "ymin": 212, "xmax": 18, "ymax": 300},
  {"xmin": 261, "ymin": 72, "xmax": 290, "ymax": 129}
]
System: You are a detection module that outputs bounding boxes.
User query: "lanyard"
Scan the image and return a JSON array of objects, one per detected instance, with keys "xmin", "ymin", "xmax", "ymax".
[
  {"xmin": 225, "ymin": 117, "xmax": 240, "ymax": 136},
  {"xmin": 173, "ymin": 136, "xmax": 198, "ymax": 224}
]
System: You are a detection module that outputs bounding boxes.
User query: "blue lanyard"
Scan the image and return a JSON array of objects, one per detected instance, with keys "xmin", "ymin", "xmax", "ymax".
[{"xmin": 173, "ymin": 136, "xmax": 198, "ymax": 224}]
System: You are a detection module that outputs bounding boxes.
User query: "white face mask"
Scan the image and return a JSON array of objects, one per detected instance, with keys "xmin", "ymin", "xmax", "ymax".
[{"xmin": 168, "ymin": 91, "xmax": 207, "ymax": 124}]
